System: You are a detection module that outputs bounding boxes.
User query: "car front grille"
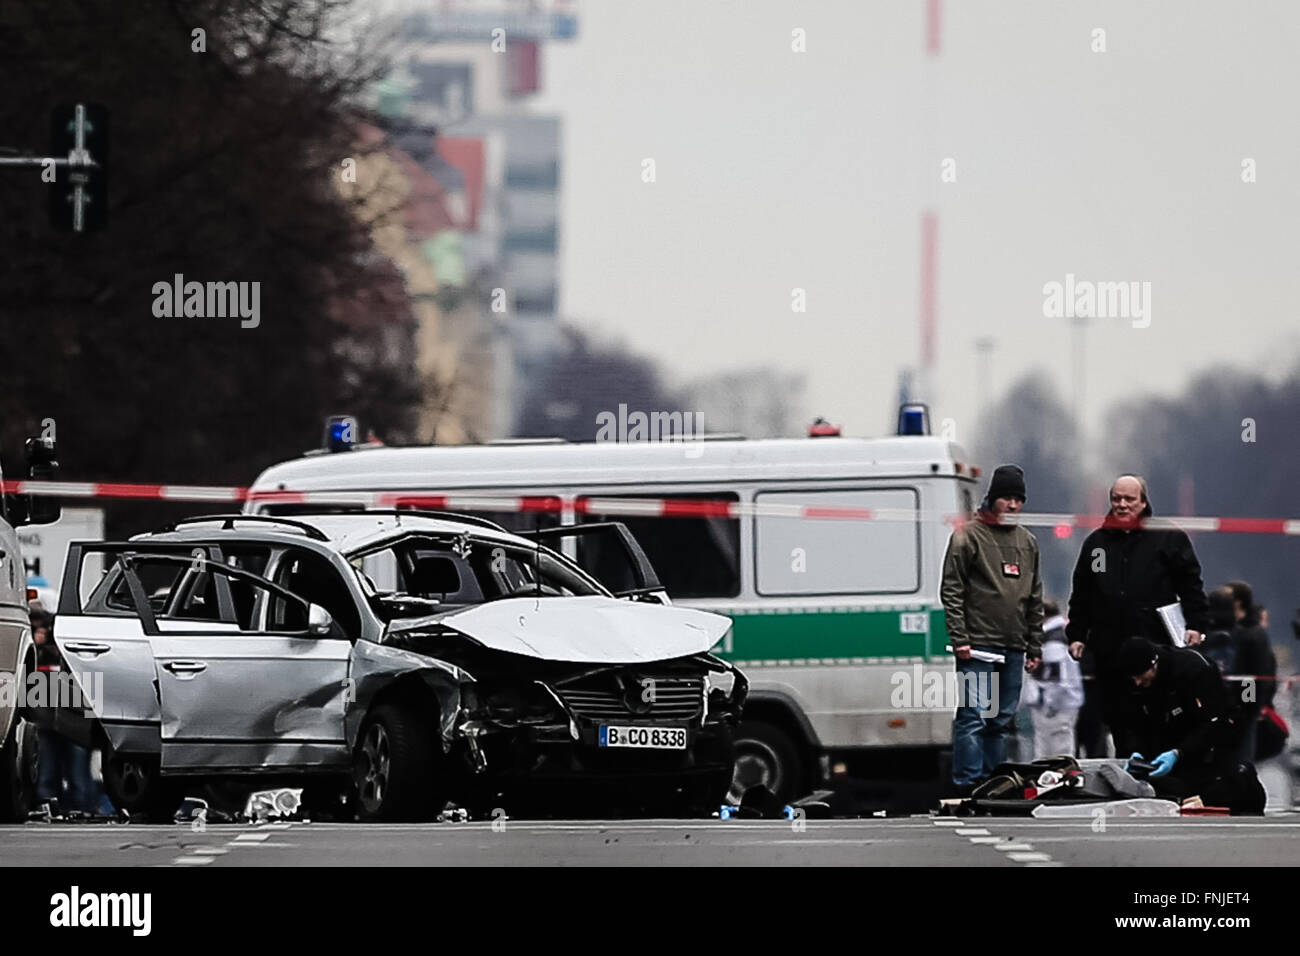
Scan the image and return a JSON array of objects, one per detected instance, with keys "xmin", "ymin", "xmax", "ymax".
[{"xmin": 557, "ymin": 676, "xmax": 704, "ymax": 722}]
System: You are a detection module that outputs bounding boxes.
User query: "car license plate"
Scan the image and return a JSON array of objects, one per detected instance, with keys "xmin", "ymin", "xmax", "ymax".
[{"xmin": 599, "ymin": 726, "xmax": 686, "ymax": 750}]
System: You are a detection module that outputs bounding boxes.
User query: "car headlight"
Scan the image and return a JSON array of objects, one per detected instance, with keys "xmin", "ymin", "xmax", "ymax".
[{"xmin": 704, "ymin": 669, "xmax": 736, "ymax": 698}]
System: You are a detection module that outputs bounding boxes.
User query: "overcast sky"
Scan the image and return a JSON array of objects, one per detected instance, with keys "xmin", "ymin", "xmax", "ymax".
[{"xmin": 530, "ymin": 0, "xmax": 1300, "ymax": 444}]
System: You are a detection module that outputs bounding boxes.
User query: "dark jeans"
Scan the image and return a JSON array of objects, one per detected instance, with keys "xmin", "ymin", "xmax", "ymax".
[
  {"xmin": 35, "ymin": 729, "xmax": 95, "ymax": 812},
  {"xmin": 952, "ymin": 648, "xmax": 1025, "ymax": 787}
]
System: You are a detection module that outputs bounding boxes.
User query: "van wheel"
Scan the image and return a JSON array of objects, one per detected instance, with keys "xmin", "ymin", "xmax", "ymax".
[
  {"xmin": 0, "ymin": 719, "xmax": 38, "ymax": 822},
  {"xmin": 730, "ymin": 720, "xmax": 804, "ymax": 806},
  {"xmin": 103, "ymin": 753, "xmax": 176, "ymax": 822},
  {"xmin": 353, "ymin": 703, "xmax": 446, "ymax": 822}
]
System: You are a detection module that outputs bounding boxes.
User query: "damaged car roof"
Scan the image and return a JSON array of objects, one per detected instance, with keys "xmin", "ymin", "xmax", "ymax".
[{"xmin": 133, "ymin": 512, "xmax": 526, "ymax": 553}]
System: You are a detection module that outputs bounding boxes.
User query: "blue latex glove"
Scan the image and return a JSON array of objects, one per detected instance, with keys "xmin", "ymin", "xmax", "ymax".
[
  {"xmin": 1150, "ymin": 750, "xmax": 1178, "ymax": 778},
  {"xmin": 1126, "ymin": 752, "xmax": 1144, "ymax": 771}
]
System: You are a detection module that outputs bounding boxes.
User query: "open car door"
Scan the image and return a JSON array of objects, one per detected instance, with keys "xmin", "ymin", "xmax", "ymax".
[
  {"xmin": 57, "ymin": 544, "xmax": 353, "ymax": 772},
  {"xmin": 50, "ymin": 542, "xmax": 226, "ymax": 755},
  {"xmin": 520, "ymin": 522, "xmax": 670, "ymax": 604}
]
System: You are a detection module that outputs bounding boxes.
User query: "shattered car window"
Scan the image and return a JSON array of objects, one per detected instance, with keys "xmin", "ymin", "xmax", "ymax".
[
  {"xmin": 352, "ymin": 536, "xmax": 605, "ymax": 620},
  {"xmin": 88, "ymin": 558, "xmax": 188, "ymax": 616},
  {"xmin": 269, "ymin": 548, "xmax": 361, "ymax": 636}
]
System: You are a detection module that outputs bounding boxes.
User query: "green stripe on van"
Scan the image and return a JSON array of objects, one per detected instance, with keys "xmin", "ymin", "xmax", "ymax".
[{"xmin": 702, "ymin": 606, "xmax": 952, "ymax": 663}]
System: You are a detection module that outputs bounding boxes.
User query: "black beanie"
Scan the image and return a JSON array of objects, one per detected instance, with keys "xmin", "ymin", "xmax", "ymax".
[
  {"xmin": 1118, "ymin": 637, "xmax": 1159, "ymax": 677},
  {"xmin": 986, "ymin": 464, "xmax": 1026, "ymax": 502}
]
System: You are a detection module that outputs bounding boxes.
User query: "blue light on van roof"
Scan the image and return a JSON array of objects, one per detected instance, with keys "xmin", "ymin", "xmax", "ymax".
[
  {"xmin": 323, "ymin": 415, "xmax": 358, "ymax": 453},
  {"xmin": 897, "ymin": 403, "xmax": 930, "ymax": 436}
]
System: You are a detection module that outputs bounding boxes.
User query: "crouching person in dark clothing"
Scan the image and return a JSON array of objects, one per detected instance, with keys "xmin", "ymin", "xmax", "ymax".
[{"xmin": 1118, "ymin": 637, "xmax": 1265, "ymax": 814}]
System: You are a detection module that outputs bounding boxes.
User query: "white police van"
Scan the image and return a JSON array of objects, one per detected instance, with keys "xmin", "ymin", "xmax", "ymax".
[{"xmin": 246, "ymin": 409, "xmax": 981, "ymax": 803}]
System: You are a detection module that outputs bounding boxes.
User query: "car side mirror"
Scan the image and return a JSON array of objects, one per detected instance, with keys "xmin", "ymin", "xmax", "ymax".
[
  {"xmin": 307, "ymin": 603, "xmax": 334, "ymax": 637},
  {"xmin": 627, "ymin": 591, "xmax": 668, "ymax": 605}
]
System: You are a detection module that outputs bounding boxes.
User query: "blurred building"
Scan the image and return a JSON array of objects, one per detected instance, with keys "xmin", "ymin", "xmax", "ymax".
[
  {"xmin": 338, "ymin": 121, "xmax": 500, "ymax": 444},
  {"xmin": 374, "ymin": 0, "xmax": 579, "ymax": 438}
]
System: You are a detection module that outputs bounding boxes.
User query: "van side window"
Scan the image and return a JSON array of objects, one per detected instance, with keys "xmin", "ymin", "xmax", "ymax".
[
  {"xmin": 577, "ymin": 493, "xmax": 740, "ymax": 599},
  {"xmin": 754, "ymin": 488, "xmax": 921, "ymax": 596}
]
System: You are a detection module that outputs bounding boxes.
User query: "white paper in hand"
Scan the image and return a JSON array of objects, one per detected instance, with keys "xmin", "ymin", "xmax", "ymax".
[
  {"xmin": 944, "ymin": 645, "xmax": 1007, "ymax": 664},
  {"xmin": 1157, "ymin": 602, "xmax": 1186, "ymax": 647}
]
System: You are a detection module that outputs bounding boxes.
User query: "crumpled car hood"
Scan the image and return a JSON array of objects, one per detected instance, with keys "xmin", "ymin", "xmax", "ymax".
[{"xmin": 388, "ymin": 595, "xmax": 732, "ymax": 664}]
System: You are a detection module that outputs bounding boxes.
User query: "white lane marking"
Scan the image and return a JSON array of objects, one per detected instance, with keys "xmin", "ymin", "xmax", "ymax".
[
  {"xmin": 960, "ymin": 828, "xmax": 991, "ymax": 836},
  {"xmin": 969, "ymin": 836, "xmax": 1005, "ymax": 844},
  {"xmin": 932, "ymin": 819, "xmax": 965, "ymax": 826},
  {"xmin": 286, "ymin": 819, "xmax": 1300, "ymax": 833},
  {"xmin": 1008, "ymin": 852, "xmax": 1052, "ymax": 863},
  {"xmin": 994, "ymin": 843, "xmax": 1035, "ymax": 852},
  {"xmin": 170, "ymin": 822, "xmax": 297, "ymax": 866},
  {"xmin": 227, "ymin": 841, "xmax": 295, "ymax": 847}
]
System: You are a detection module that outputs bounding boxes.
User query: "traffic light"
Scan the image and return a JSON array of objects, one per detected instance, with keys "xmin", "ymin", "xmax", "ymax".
[{"xmin": 48, "ymin": 102, "xmax": 109, "ymax": 233}]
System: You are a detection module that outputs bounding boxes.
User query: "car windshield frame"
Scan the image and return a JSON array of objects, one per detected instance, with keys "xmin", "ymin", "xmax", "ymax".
[{"xmin": 344, "ymin": 531, "xmax": 611, "ymax": 621}]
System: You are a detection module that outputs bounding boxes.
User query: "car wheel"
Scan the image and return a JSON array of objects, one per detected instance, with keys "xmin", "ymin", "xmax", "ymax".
[
  {"xmin": 0, "ymin": 719, "xmax": 38, "ymax": 822},
  {"xmin": 730, "ymin": 720, "xmax": 804, "ymax": 806},
  {"xmin": 103, "ymin": 753, "xmax": 176, "ymax": 822},
  {"xmin": 353, "ymin": 703, "xmax": 446, "ymax": 822}
]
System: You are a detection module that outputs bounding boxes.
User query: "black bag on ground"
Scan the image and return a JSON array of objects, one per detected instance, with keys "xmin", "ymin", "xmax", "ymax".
[{"xmin": 971, "ymin": 757, "xmax": 1082, "ymax": 800}]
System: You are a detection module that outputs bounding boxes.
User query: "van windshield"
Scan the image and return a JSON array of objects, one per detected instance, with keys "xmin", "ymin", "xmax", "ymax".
[{"xmin": 349, "ymin": 535, "xmax": 606, "ymax": 621}]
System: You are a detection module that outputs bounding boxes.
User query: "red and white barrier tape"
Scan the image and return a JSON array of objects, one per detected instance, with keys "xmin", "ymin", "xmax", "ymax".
[{"xmin": 4, "ymin": 480, "xmax": 1300, "ymax": 536}]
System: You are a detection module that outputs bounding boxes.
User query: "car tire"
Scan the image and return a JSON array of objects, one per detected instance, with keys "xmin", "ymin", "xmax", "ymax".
[
  {"xmin": 353, "ymin": 702, "xmax": 446, "ymax": 822},
  {"xmin": 730, "ymin": 720, "xmax": 804, "ymax": 806},
  {"xmin": 103, "ymin": 753, "xmax": 177, "ymax": 822},
  {"xmin": 0, "ymin": 719, "xmax": 38, "ymax": 822}
]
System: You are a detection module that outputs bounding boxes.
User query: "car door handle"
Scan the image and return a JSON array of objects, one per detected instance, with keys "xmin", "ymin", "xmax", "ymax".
[
  {"xmin": 163, "ymin": 661, "xmax": 208, "ymax": 674},
  {"xmin": 63, "ymin": 641, "xmax": 111, "ymax": 655}
]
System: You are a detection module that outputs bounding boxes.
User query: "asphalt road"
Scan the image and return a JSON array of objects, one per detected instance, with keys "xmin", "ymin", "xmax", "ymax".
[{"xmin": 2, "ymin": 813, "xmax": 1299, "ymax": 867}]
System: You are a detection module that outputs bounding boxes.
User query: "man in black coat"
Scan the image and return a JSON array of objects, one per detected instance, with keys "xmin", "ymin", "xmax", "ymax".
[{"xmin": 1065, "ymin": 475, "xmax": 1209, "ymax": 755}]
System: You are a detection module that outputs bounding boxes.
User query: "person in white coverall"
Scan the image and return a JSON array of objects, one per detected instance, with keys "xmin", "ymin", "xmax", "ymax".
[{"xmin": 1025, "ymin": 601, "xmax": 1084, "ymax": 759}]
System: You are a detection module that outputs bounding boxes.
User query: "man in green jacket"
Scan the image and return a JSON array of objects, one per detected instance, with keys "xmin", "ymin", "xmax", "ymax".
[{"xmin": 941, "ymin": 464, "xmax": 1044, "ymax": 795}]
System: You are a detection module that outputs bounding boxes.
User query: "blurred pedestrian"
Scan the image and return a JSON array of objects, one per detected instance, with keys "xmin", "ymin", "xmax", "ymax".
[
  {"xmin": 940, "ymin": 464, "xmax": 1044, "ymax": 796},
  {"xmin": 1198, "ymin": 586, "xmax": 1239, "ymax": 674},
  {"xmin": 1226, "ymin": 580, "xmax": 1278, "ymax": 763},
  {"xmin": 1026, "ymin": 600, "xmax": 1084, "ymax": 759},
  {"xmin": 30, "ymin": 608, "xmax": 95, "ymax": 815},
  {"xmin": 1066, "ymin": 474, "xmax": 1210, "ymax": 756}
]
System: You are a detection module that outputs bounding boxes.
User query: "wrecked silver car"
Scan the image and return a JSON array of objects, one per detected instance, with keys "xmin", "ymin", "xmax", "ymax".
[{"xmin": 36, "ymin": 512, "xmax": 747, "ymax": 820}]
